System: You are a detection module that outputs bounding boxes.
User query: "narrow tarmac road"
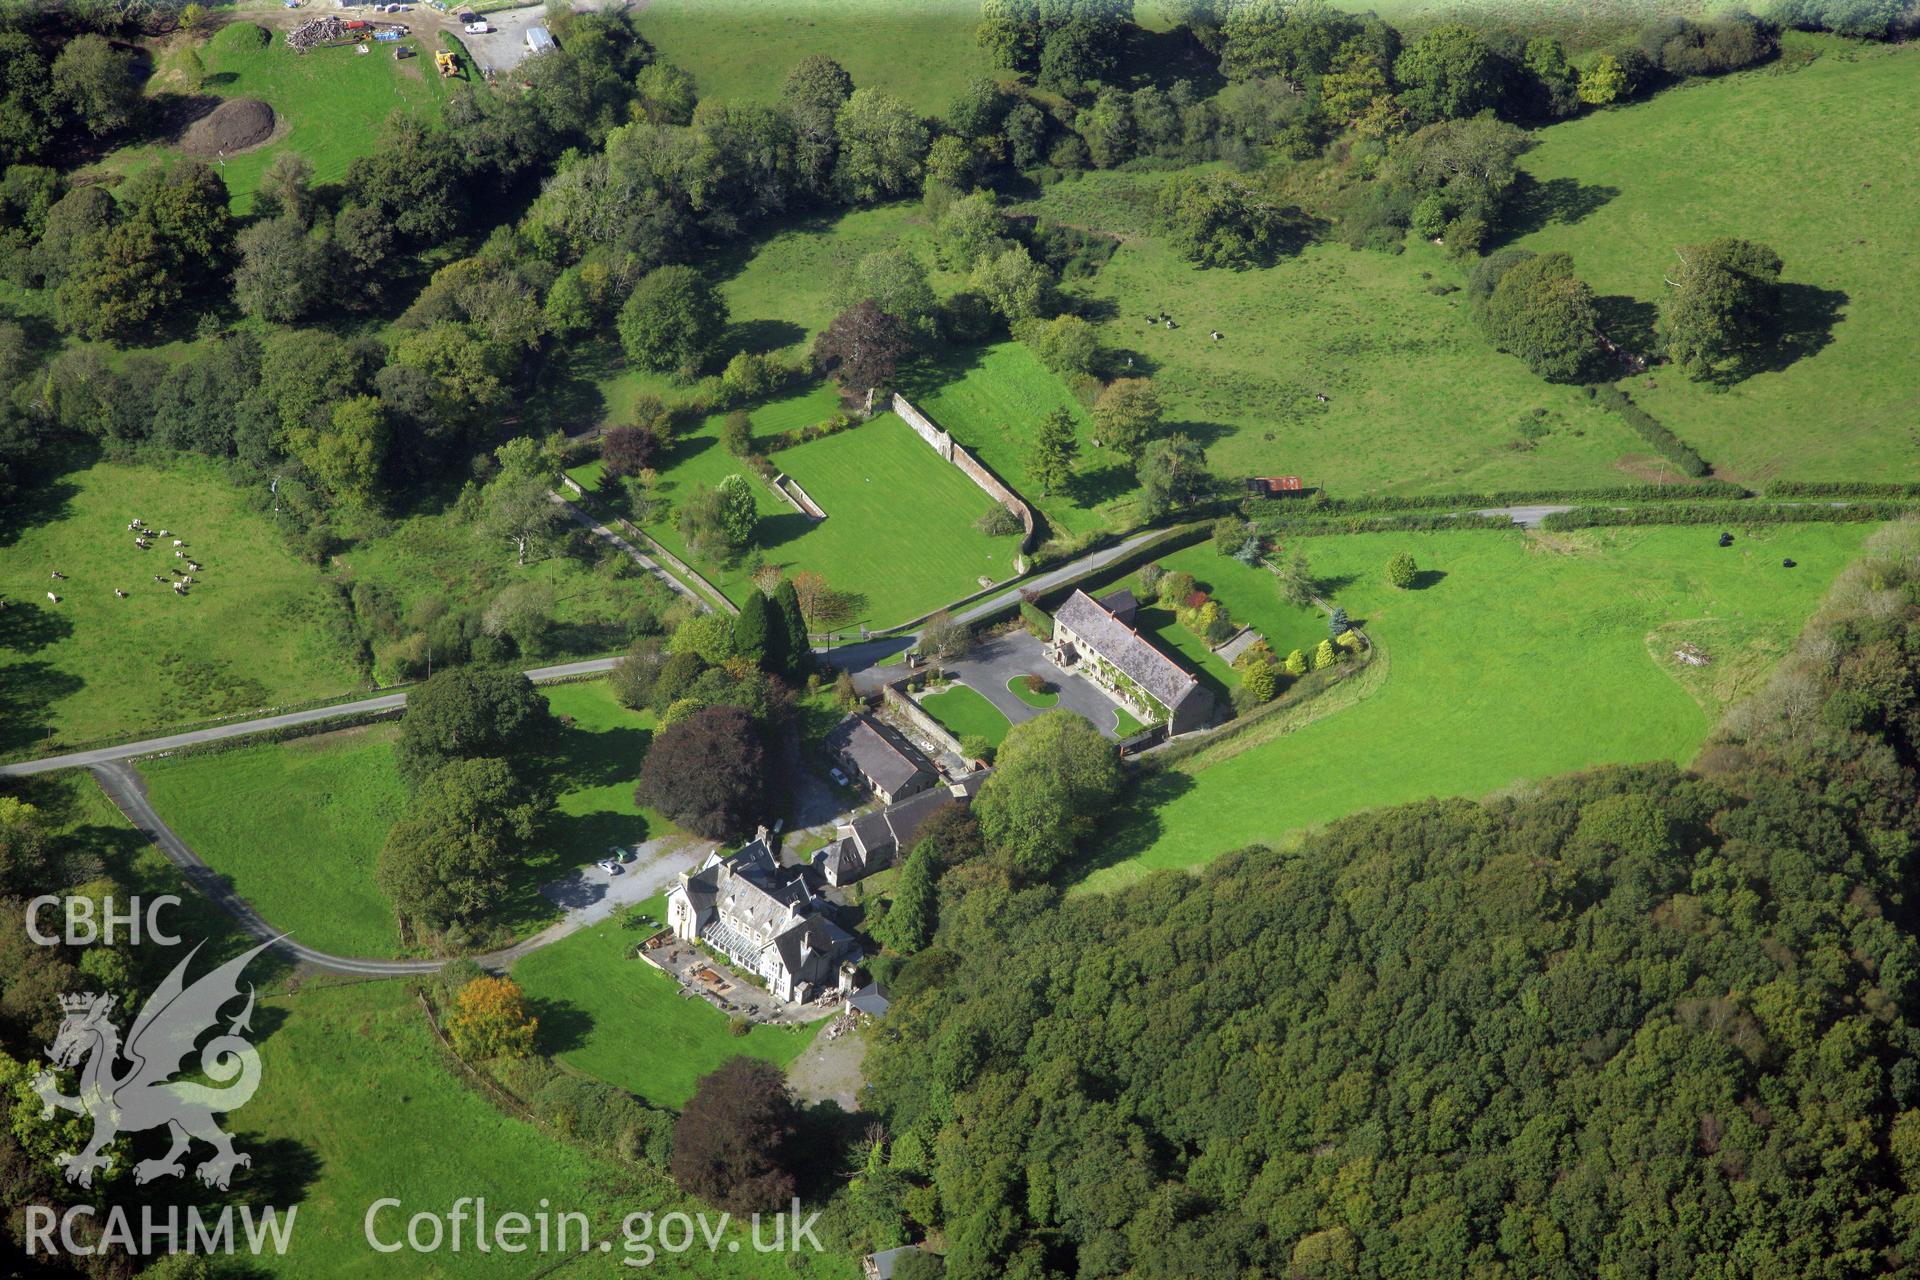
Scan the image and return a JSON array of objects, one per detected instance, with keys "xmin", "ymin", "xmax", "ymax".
[{"xmin": 0, "ymin": 658, "xmax": 617, "ymax": 779}]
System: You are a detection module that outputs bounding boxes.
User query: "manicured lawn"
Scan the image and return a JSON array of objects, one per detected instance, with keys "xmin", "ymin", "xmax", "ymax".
[
  {"xmin": 1112, "ymin": 706, "xmax": 1147, "ymax": 737},
  {"xmin": 904, "ymin": 341, "xmax": 1122, "ymax": 538},
  {"xmin": 635, "ymin": 0, "xmax": 993, "ymax": 118},
  {"xmin": 89, "ymin": 24, "xmax": 456, "ymax": 212},
  {"xmin": 135, "ymin": 680, "xmax": 666, "ymax": 957},
  {"xmin": 1007, "ymin": 675, "xmax": 1058, "ymax": 708},
  {"xmin": 576, "ymin": 387, "xmax": 1021, "ymax": 629},
  {"xmin": 1083, "ymin": 522, "xmax": 1874, "ymax": 891},
  {"xmin": 1510, "ymin": 36, "xmax": 1920, "ymax": 487},
  {"xmin": 0, "ymin": 456, "xmax": 367, "ymax": 754},
  {"xmin": 1020, "ymin": 172, "xmax": 1651, "ymax": 500},
  {"xmin": 770, "ymin": 414, "xmax": 1022, "ymax": 627},
  {"xmin": 512, "ymin": 895, "xmax": 824, "ymax": 1108},
  {"xmin": 542, "ymin": 680, "xmax": 677, "ymax": 868},
  {"xmin": 919, "ymin": 682, "xmax": 1013, "ymax": 747},
  {"xmin": 246, "ymin": 978, "xmax": 850, "ymax": 1277}
]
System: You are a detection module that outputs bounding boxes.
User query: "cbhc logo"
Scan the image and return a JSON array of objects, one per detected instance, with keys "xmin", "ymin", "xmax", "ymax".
[{"xmin": 26, "ymin": 895, "xmax": 183, "ymax": 946}]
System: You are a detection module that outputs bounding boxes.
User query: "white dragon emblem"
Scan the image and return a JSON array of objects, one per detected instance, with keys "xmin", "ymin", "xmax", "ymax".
[{"xmin": 32, "ymin": 938, "xmax": 275, "ymax": 1191}]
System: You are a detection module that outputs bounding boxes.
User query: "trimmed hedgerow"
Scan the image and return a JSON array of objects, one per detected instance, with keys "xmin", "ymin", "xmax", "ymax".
[{"xmin": 1588, "ymin": 385, "xmax": 1711, "ymax": 478}]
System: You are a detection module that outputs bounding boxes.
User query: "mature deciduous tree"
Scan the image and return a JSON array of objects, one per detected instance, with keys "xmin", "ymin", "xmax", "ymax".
[
  {"xmin": 618, "ymin": 264, "xmax": 729, "ymax": 374},
  {"xmin": 813, "ymin": 300, "xmax": 911, "ymax": 392},
  {"xmin": 51, "ymin": 34, "xmax": 141, "ymax": 138},
  {"xmin": 447, "ymin": 976, "xmax": 539, "ymax": 1059},
  {"xmin": 1479, "ymin": 250, "xmax": 1602, "ymax": 382},
  {"xmin": 636, "ymin": 704, "xmax": 769, "ymax": 839},
  {"xmin": 1660, "ymin": 236, "xmax": 1784, "ymax": 381},
  {"xmin": 1137, "ymin": 432, "xmax": 1208, "ymax": 518},
  {"xmin": 377, "ymin": 757, "xmax": 547, "ymax": 929},
  {"xmin": 671, "ymin": 1058, "xmax": 800, "ymax": 1214},
  {"xmin": 1394, "ymin": 23, "xmax": 1508, "ymax": 123},
  {"xmin": 1157, "ymin": 171, "xmax": 1303, "ymax": 268},
  {"xmin": 1092, "ymin": 377, "xmax": 1163, "ymax": 463},
  {"xmin": 394, "ymin": 666, "xmax": 559, "ymax": 788},
  {"xmin": 833, "ymin": 88, "xmax": 929, "ymax": 203},
  {"xmin": 973, "ymin": 711, "xmax": 1121, "ymax": 880}
]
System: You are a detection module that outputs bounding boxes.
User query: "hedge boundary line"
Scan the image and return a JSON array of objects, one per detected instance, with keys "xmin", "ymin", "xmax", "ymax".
[
  {"xmin": 1539, "ymin": 502, "xmax": 1919, "ymax": 531},
  {"xmin": 1767, "ymin": 481, "xmax": 1920, "ymax": 499},
  {"xmin": 1259, "ymin": 512, "xmax": 1520, "ymax": 536},
  {"xmin": 1294, "ymin": 478, "xmax": 1745, "ymax": 514},
  {"xmin": 138, "ymin": 708, "xmax": 405, "ymax": 762}
]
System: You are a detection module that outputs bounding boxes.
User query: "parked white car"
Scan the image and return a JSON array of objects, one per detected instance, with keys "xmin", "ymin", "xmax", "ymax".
[
  {"xmin": 828, "ymin": 766, "xmax": 849, "ymax": 786},
  {"xmin": 597, "ymin": 858, "xmax": 622, "ymax": 875},
  {"xmin": 463, "ymin": 20, "xmax": 489, "ymax": 33}
]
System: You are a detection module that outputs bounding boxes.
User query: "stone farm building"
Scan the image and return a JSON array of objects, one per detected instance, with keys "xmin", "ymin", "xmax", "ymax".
[
  {"xmin": 824, "ymin": 713, "xmax": 935, "ymax": 805},
  {"xmin": 819, "ymin": 772, "xmax": 987, "ymax": 887},
  {"xmin": 1049, "ymin": 588, "xmax": 1213, "ymax": 734},
  {"xmin": 665, "ymin": 835, "xmax": 858, "ymax": 1003}
]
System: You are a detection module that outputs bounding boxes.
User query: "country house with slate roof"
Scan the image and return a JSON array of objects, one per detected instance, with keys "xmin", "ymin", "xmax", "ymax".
[
  {"xmin": 1049, "ymin": 588, "xmax": 1213, "ymax": 734},
  {"xmin": 665, "ymin": 834, "xmax": 858, "ymax": 1003}
]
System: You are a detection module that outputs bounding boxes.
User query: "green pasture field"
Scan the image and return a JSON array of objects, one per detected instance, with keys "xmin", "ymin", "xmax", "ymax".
[
  {"xmin": 1510, "ymin": 35, "xmax": 1920, "ymax": 487},
  {"xmin": 1080, "ymin": 522, "xmax": 1873, "ymax": 891},
  {"xmin": 90, "ymin": 22, "xmax": 455, "ymax": 213},
  {"xmin": 134, "ymin": 680, "xmax": 667, "ymax": 958},
  {"xmin": 138, "ymin": 723, "xmax": 409, "ymax": 957},
  {"xmin": 904, "ymin": 341, "xmax": 1121, "ymax": 537},
  {"xmin": 634, "ymin": 0, "xmax": 994, "ymax": 118},
  {"xmin": 920, "ymin": 682, "xmax": 1013, "ymax": 747},
  {"xmin": 1022, "ymin": 172, "xmax": 1655, "ymax": 500},
  {"xmin": 1082, "ymin": 541, "xmax": 1328, "ymax": 700},
  {"xmin": 511, "ymin": 894, "xmax": 825, "ymax": 1109},
  {"xmin": 0, "ymin": 456, "xmax": 366, "ymax": 755},
  {"xmin": 573, "ymin": 386, "xmax": 1020, "ymax": 629},
  {"xmin": 1351, "ymin": 0, "xmax": 1717, "ymax": 47}
]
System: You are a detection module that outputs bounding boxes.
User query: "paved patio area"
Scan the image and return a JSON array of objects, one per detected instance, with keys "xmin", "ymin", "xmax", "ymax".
[
  {"xmin": 638, "ymin": 932, "xmax": 837, "ymax": 1026},
  {"xmin": 942, "ymin": 630, "xmax": 1129, "ymax": 740}
]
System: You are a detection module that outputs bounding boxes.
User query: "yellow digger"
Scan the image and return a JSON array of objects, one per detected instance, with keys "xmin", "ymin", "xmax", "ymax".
[{"xmin": 434, "ymin": 48, "xmax": 458, "ymax": 77}]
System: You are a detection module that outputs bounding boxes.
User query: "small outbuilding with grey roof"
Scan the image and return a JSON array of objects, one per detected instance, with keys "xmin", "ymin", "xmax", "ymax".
[
  {"xmin": 824, "ymin": 713, "xmax": 935, "ymax": 805},
  {"xmin": 1048, "ymin": 589, "xmax": 1212, "ymax": 734}
]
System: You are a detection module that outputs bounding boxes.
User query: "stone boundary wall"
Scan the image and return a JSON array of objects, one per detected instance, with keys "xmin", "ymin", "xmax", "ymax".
[
  {"xmin": 555, "ymin": 473, "xmax": 740, "ymax": 615},
  {"xmin": 774, "ymin": 473, "xmax": 827, "ymax": 520},
  {"xmin": 617, "ymin": 518, "xmax": 740, "ymax": 616},
  {"xmin": 892, "ymin": 394, "xmax": 1037, "ymax": 555},
  {"xmin": 880, "ymin": 678, "xmax": 969, "ymax": 761}
]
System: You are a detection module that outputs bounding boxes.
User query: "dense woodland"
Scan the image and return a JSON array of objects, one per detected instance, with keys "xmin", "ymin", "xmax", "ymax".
[{"xmin": 854, "ymin": 521, "xmax": 1920, "ymax": 1278}]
